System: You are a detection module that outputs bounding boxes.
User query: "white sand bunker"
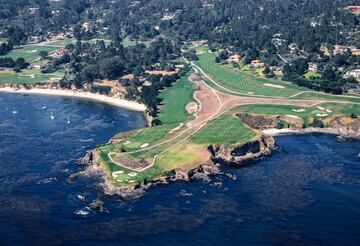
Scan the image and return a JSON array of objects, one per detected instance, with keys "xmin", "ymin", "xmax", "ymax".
[
  {"xmin": 185, "ymin": 102, "xmax": 199, "ymax": 114},
  {"xmin": 316, "ymin": 113, "xmax": 328, "ymax": 117},
  {"xmin": 128, "ymin": 172, "xmax": 138, "ymax": 177},
  {"xmin": 112, "ymin": 170, "xmax": 124, "ymax": 178},
  {"xmin": 128, "ymin": 180, "xmax": 135, "ymax": 183},
  {"xmin": 247, "ymin": 92, "xmax": 254, "ymax": 95},
  {"xmin": 27, "ymin": 49, "xmax": 38, "ymax": 53},
  {"xmin": 326, "ymin": 109, "xmax": 332, "ymax": 113},
  {"xmin": 140, "ymin": 143, "xmax": 149, "ymax": 148},
  {"xmin": 292, "ymin": 108, "xmax": 306, "ymax": 112},
  {"xmin": 124, "ymin": 141, "xmax": 131, "ymax": 145},
  {"xmin": 317, "ymin": 106, "xmax": 325, "ymax": 110},
  {"xmin": 263, "ymin": 83, "xmax": 284, "ymax": 89}
]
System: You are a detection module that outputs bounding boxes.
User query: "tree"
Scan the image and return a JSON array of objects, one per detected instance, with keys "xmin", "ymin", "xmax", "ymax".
[{"xmin": 39, "ymin": 51, "xmax": 49, "ymax": 59}]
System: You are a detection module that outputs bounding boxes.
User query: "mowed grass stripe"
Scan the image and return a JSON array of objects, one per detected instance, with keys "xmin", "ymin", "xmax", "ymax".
[
  {"xmin": 191, "ymin": 115, "xmax": 258, "ymax": 144},
  {"xmin": 196, "ymin": 47, "xmax": 305, "ymax": 97}
]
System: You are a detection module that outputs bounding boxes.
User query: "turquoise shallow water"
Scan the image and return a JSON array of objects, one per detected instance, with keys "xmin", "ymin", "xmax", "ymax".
[{"xmin": 0, "ymin": 93, "xmax": 359, "ymax": 245}]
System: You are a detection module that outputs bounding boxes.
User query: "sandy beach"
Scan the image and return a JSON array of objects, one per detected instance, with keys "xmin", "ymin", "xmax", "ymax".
[
  {"xmin": 262, "ymin": 128, "xmax": 340, "ymax": 136},
  {"xmin": 0, "ymin": 87, "xmax": 146, "ymax": 112}
]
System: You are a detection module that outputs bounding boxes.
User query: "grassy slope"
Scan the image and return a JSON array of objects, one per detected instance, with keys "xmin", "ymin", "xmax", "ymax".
[
  {"xmin": 157, "ymin": 74, "xmax": 195, "ymax": 124},
  {"xmin": 2, "ymin": 45, "xmax": 60, "ymax": 63},
  {"xmin": 195, "ymin": 47, "xmax": 305, "ymax": 97},
  {"xmin": 232, "ymin": 103, "xmax": 360, "ymax": 126},
  {"xmin": 191, "ymin": 115, "xmax": 258, "ymax": 144},
  {"xmin": 0, "ymin": 69, "xmax": 64, "ymax": 84}
]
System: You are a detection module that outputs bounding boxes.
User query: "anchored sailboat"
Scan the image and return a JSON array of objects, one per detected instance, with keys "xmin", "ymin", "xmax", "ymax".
[
  {"xmin": 50, "ymin": 112, "xmax": 55, "ymax": 120},
  {"xmin": 67, "ymin": 115, "xmax": 70, "ymax": 124},
  {"xmin": 12, "ymin": 107, "xmax": 18, "ymax": 114}
]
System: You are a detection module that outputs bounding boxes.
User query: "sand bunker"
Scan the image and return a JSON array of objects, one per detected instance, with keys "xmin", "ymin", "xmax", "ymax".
[
  {"xmin": 112, "ymin": 170, "xmax": 124, "ymax": 178},
  {"xmin": 185, "ymin": 102, "xmax": 199, "ymax": 114},
  {"xmin": 316, "ymin": 113, "xmax": 328, "ymax": 117},
  {"xmin": 140, "ymin": 143, "xmax": 149, "ymax": 148},
  {"xmin": 247, "ymin": 92, "xmax": 254, "ymax": 95},
  {"xmin": 128, "ymin": 172, "xmax": 138, "ymax": 177},
  {"xmin": 317, "ymin": 106, "xmax": 325, "ymax": 110},
  {"xmin": 292, "ymin": 108, "xmax": 306, "ymax": 112},
  {"xmin": 263, "ymin": 83, "xmax": 285, "ymax": 89}
]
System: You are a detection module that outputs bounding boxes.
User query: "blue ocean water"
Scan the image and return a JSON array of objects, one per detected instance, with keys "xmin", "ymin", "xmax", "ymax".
[{"xmin": 0, "ymin": 93, "xmax": 359, "ymax": 246}]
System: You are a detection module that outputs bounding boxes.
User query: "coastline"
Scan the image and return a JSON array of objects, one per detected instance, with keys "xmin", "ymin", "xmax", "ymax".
[
  {"xmin": 262, "ymin": 127, "xmax": 340, "ymax": 136},
  {"xmin": 0, "ymin": 87, "xmax": 146, "ymax": 112}
]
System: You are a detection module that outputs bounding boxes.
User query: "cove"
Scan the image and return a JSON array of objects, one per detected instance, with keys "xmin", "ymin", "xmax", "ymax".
[{"xmin": 0, "ymin": 93, "xmax": 359, "ymax": 245}]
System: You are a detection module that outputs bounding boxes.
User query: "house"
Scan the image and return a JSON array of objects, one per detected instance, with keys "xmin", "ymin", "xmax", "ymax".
[
  {"xmin": 228, "ymin": 54, "xmax": 240, "ymax": 63},
  {"xmin": 351, "ymin": 48, "xmax": 360, "ymax": 56},
  {"xmin": 51, "ymin": 48, "xmax": 69, "ymax": 58},
  {"xmin": 251, "ymin": 60, "xmax": 265, "ymax": 68},
  {"xmin": 308, "ymin": 63, "xmax": 318, "ymax": 72},
  {"xmin": 346, "ymin": 6, "xmax": 360, "ymax": 14},
  {"xmin": 334, "ymin": 45, "xmax": 347, "ymax": 55},
  {"xmin": 344, "ymin": 69, "xmax": 360, "ymax": 80},
  {"xmin": 348, "ymin": 86, "xmax": 360, "ymax": 94}
]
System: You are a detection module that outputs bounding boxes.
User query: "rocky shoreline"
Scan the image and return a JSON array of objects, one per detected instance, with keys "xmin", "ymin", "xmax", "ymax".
[
  {"xmin": 72, "ymin": 111, "xmax": 360, "ymax": 200},
  {"xmin": 73, "ymin": 135, "xmax": 279, "ymax": 200}
]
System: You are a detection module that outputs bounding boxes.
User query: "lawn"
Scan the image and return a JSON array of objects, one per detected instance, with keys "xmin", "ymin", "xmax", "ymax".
[
  {"xmin": 195, "ymin": 46, "xmax": 306, "ymax": 97},
  {"xmin": 191, "ymin": 115, "xmax": 258, "ymax": 144},
  {"xmin": 122, "ymin": 38, "xmax": 152, "ymax": 48},
  {"xmin": 0, "ymin": 69, "xmax": 64, "ymax": 84},
  {"xmin": 304, "ymin": 70, "xmax": 321, "ymax": 79},
  {"xmin": 2, "ymin": 45, "xmax": 60, "ymax": 62},
  {"xmin": 291, "ymin": 91, "xmax": 360, "ymax": 103},
  {"xmin": 156, "ymin": 73, "xmax": 195, "ymax": 124}
]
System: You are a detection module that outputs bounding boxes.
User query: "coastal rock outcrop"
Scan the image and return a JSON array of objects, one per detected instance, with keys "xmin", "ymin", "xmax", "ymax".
[
  {"xmin": 328, "ymin": 116, "xmax": 360, "ymax": 139},
  {"xmin": 208, "ymin": 135, "xmax": 279, "ymax": 167}
]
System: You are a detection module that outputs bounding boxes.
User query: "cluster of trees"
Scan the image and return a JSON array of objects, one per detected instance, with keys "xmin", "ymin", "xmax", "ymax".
[
  {"xmin": 283, "ymin": 51, "xmax": 359, "ymax": 94},
  {"xmin": 0, "ymin": 43, "xmax": 13, "ymax": 56},
  {"xmin": 1, "ymin": 0, "xmax": 359, "ymax": 104},
  {"xmin": 0, "ymin": 57, "xmax": 29, "ymax": 71},
  {"xmin": 57, "ymin": 38, "xmax": 183, "ymax": 116}
]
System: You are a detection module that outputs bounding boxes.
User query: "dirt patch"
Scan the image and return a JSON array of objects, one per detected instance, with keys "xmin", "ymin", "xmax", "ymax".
[
  {"xmin": 237, "ymin": 113, "xmax": 278, "ymax": 130},
  {"xmin": 186, "ymin": 102, "xmax": 199, "ymax": 114},
  {"xmin": 237, "ymin": 113, "xmax": 304, "ymax": 129},
  {"xmin": 113, "ymin": 154, "xmax": 150, "ymax": 170},
  {"xmin": 121, "ymin": 74, "xmax": 134, "ymax": 80},
  {"xmin": 279, "ymin": 115, "xmax": 304, "ymax": 128},
  {"xmin": 145, "ymin": 70, "xmax": 178, "ymax": 76}
]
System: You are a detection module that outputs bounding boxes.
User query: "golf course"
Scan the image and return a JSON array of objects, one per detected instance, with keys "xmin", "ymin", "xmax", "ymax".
[{"xmin": 95, "ymin": 44, "xmax": 360, "ymax": 188}]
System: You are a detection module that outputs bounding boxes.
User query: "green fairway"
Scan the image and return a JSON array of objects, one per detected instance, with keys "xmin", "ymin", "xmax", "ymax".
[
  {"xmin": 191, "ymin": 115, "xmax": 258, "ymax": 144},
  {"xmin": 195, "ymin": 47, "xmax": 306, "ymax": 97},
  {"xmin": 157, "ymin": 74, "xmax": 195, "ymax": 124},
  {"xmin": 2, "ymin": 45, "xmax": 60, "ymax": 63},
  {"xmin": 232, "ymin": 103, "xmax": 360, "ymax": 126},
  {"xmin": 122, "ymin": 38, "xmax": 152, "ymax": 48},
  {"xmin": 291, "ymin": 92, "xmax": 360, "ymax": 103},
  {"xmin": 0, "ymin": 69, "xmax": 64, "ymax": 84}
]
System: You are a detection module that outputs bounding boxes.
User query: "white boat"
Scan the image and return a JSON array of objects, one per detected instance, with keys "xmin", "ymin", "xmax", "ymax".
[
  {"xmin": 67, "ymin": 116, "xmax": 71, "ymax": 124},
  {"xmin": 50, "ymin": 112, "xmax": 55, "ymax": 120},
  {"xmin": 12, "ymin": 107, "xmax": 18, "ymax": 114},
  {"xmin": 42, "ymin": 106, "xmax": 47, "ymax": 110}
]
